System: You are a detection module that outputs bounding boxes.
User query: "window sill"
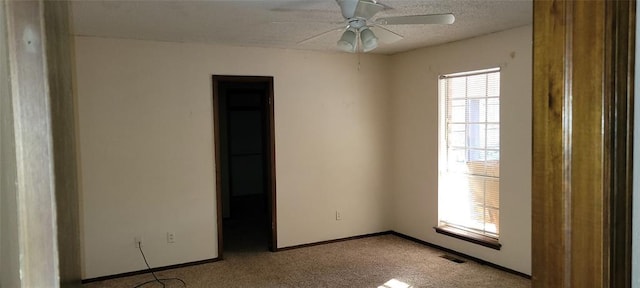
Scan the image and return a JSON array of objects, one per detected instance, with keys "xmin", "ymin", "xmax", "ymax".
[{"xmin": 434, "ymin": 225, "xmax": 502, "ymax": 250}]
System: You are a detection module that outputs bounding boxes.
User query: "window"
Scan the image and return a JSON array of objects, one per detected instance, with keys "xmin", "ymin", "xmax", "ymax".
[{"xmin": 437, "ymin": 68, "xmax": 501, "ymax": 249}]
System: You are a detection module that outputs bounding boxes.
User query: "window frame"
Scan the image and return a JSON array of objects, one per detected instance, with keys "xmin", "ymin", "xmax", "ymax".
[{"xmin": 435, "ymin": 67, "xmax": 502, "ymax": 250}]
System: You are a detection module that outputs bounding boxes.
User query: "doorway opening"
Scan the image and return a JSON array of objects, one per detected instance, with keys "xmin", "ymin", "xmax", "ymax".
[{"xmin": 212, "ymin": 76, "xmax": 276, "ymax": 257}]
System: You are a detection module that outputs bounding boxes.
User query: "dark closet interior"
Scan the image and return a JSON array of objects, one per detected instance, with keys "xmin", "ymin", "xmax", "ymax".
[{"xmin": 217, "ymin": 80, "xmax": 272, "ymax": 254}]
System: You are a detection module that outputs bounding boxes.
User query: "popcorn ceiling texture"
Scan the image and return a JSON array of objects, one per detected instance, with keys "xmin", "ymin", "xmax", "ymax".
[{"xmin": 71, "ymin": 0, "xmax": 532, "ymax": 55}]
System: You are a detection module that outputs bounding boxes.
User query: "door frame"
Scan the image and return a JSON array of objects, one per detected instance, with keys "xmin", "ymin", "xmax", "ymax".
[
  {"xmin": 532, "ymin": 1, "xmax": 635, "ymax": 287},
  {"xmin": 212, "ymin": 75, "xmax": 277, "ymax": 258}
]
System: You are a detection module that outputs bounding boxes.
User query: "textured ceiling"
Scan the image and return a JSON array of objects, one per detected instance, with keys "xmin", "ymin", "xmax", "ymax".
[{"xmin": 71, "ymin": 0, "xmax": 532, "ymax": 55}]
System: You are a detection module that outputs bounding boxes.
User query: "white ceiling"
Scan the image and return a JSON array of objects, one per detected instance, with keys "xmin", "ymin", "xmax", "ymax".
[{"xmin": 71, "ymin": 0, "xmax": 532, "ymax": 55}]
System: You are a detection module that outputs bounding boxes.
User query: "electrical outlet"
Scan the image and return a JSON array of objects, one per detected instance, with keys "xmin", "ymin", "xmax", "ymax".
[
  {"xmin": 336, "ymin": 211, "xmax": 342, "ymax": 221},
  {"xmin": 167, "ymin": 232, "xmax": 175, "ymax": 243},
  {"xmin": 134, "ymin": 236, "xmax": 143, "ymax": 248}
]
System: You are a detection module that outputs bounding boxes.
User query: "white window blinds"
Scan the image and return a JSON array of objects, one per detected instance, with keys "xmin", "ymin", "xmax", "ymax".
[{"xmin": 438, "ymin": 68, "xmax": 500, "ymax": 238}]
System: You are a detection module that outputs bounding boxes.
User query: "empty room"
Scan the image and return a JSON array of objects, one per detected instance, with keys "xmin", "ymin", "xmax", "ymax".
[
  {"xmin": 70, "ymin": 1, "xmax": 533, "ymax": 287},
  {"xmin": 3, "ymin": 0, "xmax": 636, "ymax": 287},
  {"xmin": 11, "ymin": 0, "xmax": 601, "ymax": 287}
]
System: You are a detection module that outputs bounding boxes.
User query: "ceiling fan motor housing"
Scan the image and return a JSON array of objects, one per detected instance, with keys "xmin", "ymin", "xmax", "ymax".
[
  {"xmin": 338, "ymin": 0, "xmax": 383, "ymax": 20},
  {"xmin": 338, "ymin": 0, "xmax": 359, "ymax": 19},
  {"xmin": 348, "ymin": 18, "xmax": 367, "ymax": 29}
]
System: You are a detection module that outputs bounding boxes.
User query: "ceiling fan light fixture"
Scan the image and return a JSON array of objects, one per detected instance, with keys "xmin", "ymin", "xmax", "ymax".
[
  {"xmin": 360, "ymin": 28, "xmax": 378, "ymax": 52},
  {"xmin": 337, "ymin": 29, "xmax": 357, "ymax": 52}
]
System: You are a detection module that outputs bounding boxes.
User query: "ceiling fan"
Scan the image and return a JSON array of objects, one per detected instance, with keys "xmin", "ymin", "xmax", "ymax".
[{"xmin": 296, "ymin": 0, "xmax": 455, "ymax": 53}]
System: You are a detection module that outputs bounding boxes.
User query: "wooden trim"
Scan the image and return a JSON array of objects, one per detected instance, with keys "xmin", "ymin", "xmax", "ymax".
[
  {"xmin": 212, "ymin": 76, "xmax": 224, "ymax": 259},
  {"xmin": 212, "ymin": 75, "xmax": 278, "ymax": 256},
  {"xmin": 532, "ymin": 0, "xmax": 635, "ymax": 287},
  {"xmin": 532, "ymin": 2, "xmax": 570, "ymax": 285},
  {"xmin": 391, "ymin": 232, "xmax": 530, "ymax": 279},
  {"xmin": 434, "ymin": 225, "xmax": 501, "ymax": 250},
  {"xmin": 607, "ymin": 1, "xmax": 635, "ymax": 287},
  {"xmin": 80, "ymin": 258, "xmax": 221, "ymax": 284},
  {"xmin": 276, "ymin": 231, "xmax": 392, "ymax": 251},
  {"xmin": 570, "ymin": 3, "xmax": 608, "ymax": 286},
  {"xmin": 266, "ymin": 77, "xmax": 277, "ymax": 252}
]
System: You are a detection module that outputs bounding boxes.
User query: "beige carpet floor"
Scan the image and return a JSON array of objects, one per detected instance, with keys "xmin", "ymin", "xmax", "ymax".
[{"xmin": 83, "ymin": 234, "xmax": 531, "ymax": 288}]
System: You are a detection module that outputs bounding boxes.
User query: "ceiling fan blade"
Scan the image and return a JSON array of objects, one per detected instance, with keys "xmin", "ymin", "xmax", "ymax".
[
  {"xmin": 271, "ymin": 0, "xmax": 336, "ymax": 12},
  {"xmin": 374, "ymin": 1, "xmax": 394, "ymax": 11},
  {"xmin": 370, "ymin": 25, "xmax": 404, "ymax": 44},
  {"xmin": 271, "ymin": 20, "xmax": 344, "ymax": 25},
  {"xmin": 297, "ymin": 26, "xmax": 345, "ymax": 44},
  {"xmin": 375, "ymin": 13, "xmax": 455, "ymax": 25}
]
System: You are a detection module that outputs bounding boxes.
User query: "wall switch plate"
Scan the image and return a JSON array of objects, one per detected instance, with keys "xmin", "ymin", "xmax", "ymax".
[
  {"xmin": 167, "ymin": 232, "xmax": 175, "ymax": 243},
  {"xmin": 336, "ymin": 211, "xmax": 342, "ymax": 221},
  {"xmin": 134, "ymin": 236, "xmax": 143, "ymax": 248}
]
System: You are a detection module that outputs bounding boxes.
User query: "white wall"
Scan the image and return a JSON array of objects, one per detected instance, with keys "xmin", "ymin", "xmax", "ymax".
[
  {"xmin": 75, "ymin": 37, "xmax": 392, "ymax": 278},
  {"xmin": 77, "ymin": 25, "xmax": 533, "ymax": 279},
  {"xmin": 389, "ymin": 26, "xmax": 532, "ymax": 275}
]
